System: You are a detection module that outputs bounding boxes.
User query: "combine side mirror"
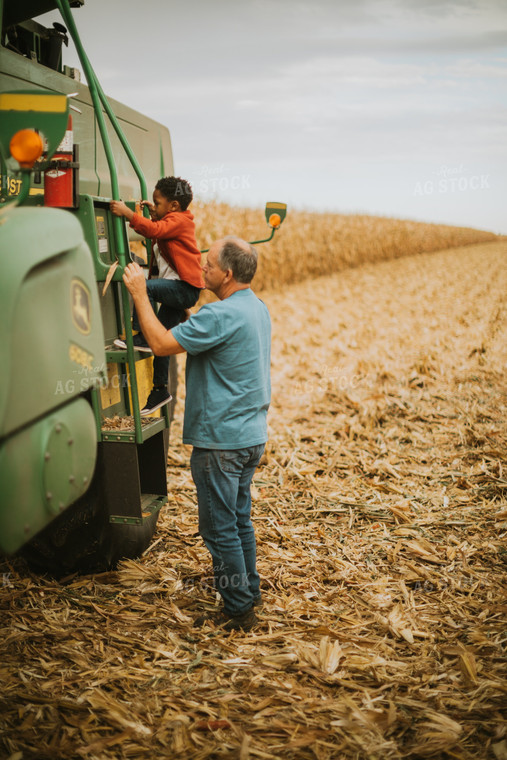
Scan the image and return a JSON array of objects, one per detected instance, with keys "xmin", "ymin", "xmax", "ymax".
[
  {"xmin": 200, "ymin": 201, "xmax": 287, "ymax": 253},
  {"xmin": 265, "ymin": 202, "xmax": 287, "ymax": 228}
]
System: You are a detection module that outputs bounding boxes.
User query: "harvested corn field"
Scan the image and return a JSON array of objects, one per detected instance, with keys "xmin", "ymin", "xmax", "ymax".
[{"xmin": 1, "ymin": 240, "xmax": 507, "ymax": 760}]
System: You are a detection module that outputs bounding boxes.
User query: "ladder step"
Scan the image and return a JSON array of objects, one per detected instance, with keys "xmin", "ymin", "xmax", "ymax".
[
  {"xmin": 105, "ymin": 346, "xmax": 152, "ymax": 362},
  {"xmin": 109, "ymin": 494, "xmax": 167, "ymax": 525},
  {"xmin": 101, "ymin": 416, "xmax": 166, "ymax": 442}
]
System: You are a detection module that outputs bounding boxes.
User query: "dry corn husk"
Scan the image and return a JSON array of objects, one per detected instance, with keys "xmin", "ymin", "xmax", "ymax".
[{"xmin": 1, "ymin": 239, "xmax": 507, "ymax": 759}]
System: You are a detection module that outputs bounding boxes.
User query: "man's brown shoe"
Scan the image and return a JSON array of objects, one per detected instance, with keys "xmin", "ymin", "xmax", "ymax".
[{"xmin": 194, "ymin": 607, "xmax": 257, "ymax": 632}]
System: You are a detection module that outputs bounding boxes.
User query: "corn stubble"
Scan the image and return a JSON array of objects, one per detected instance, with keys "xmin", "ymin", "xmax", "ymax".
[{"xmin": 1, "ymin": 207, "xmax": 506, "ymax": 760}]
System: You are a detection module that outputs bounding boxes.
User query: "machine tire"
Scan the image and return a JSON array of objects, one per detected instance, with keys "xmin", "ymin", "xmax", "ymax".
[
  {"xmin": 20, "ymin": 470, "xmax": 160, "ymax": 577},
  {"xmin": 20, "ymin": 358, "xmax": 179, "ymax": 578}
]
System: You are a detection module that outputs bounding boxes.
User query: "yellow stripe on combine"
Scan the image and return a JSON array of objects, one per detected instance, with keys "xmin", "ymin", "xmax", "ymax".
[{"xmin": 0, "ymin": 93, "xmax": 67, "ymax": 112}]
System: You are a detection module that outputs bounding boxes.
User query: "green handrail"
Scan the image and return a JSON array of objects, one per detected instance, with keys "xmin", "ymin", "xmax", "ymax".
[
  {"xmin": 200, "ymin": 226, "xmax": 276, "ymax": 254},
  {"xmin": 56, "ymin": 1, "xmax": 152, "ymax": 240},
  {"xmin": 55, "ymin": 1, "xmax": 124, "ymax": 258},
  {"xmin": 55, "ymin": 0, "xmax": 149, "ymax": 440}
]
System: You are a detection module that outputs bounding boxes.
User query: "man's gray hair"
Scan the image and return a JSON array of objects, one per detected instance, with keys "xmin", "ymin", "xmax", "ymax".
[{"xmin": 217, "ymin": 236, "xmax": 258, "ymax": 284}]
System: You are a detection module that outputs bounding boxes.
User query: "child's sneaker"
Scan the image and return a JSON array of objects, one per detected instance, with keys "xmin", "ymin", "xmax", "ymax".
[
  {"xmin": 114, "ymin": 333, "xmax": 152, "ymax": 353},
  {"xmin": 141, "ymin": 386, "xmax": 172, "ymax": 416}
]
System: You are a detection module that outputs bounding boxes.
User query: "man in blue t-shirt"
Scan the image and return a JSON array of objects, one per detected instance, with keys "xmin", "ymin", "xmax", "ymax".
[{"xmin": 122, "ymin": 236, "xmax": 271, "ymax": 632}]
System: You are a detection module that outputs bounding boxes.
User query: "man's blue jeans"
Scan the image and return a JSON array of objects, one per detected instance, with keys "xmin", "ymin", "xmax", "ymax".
[
  {"xmin": 190, "ymin": 444, "xmax": 265, "ymax": 616},
  {"xmin": 132, "ymin": 279, "xmax": 201, "ymax": 387}
]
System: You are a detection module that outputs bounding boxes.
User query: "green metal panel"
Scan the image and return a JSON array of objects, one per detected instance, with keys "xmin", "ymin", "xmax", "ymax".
[
  {"xmin": 74, "ymin": 194, "xmax": 121, "ymax": 282},
  {"xmin": 0, "ymin": 44, "xmax": 174, "ymax": 202},
  {"xmin": 0, "ymin": 396, "xmax": 96, "ymax": 554},
  {"xmin": 0, "ymin": 205, "xmax": 106, "ymax": 438}
]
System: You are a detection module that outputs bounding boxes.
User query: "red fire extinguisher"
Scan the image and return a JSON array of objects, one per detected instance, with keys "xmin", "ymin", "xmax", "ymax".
[{"xmin": 44, "ymin": 115, "xmax": 79, "ymax": 208}]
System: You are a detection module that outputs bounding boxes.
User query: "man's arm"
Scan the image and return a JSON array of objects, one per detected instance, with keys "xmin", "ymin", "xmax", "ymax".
[{"xmin": 122, "ymin": 263, "xmax": 186, "ymax": 356}]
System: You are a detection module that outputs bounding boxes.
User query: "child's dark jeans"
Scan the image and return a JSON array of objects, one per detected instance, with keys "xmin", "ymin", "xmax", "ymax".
[{"xmin": 132, "ymin": 278, "xmax": 201, "ymax": 387}]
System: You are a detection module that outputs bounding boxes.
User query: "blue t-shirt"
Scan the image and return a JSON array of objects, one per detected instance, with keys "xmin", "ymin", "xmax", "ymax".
[{"xmin": 171, "ymin": 288, "xmax": 271, "ymax": 449}]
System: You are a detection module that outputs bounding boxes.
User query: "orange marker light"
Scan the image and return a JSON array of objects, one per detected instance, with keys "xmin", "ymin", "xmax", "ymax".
[
  {"xmin": 269, "ymin": 213, "xmax": 281, "ymax": 228},
  {"xmin": 9, "ymin": 129, "xmax": 44, "ymax": 168}
]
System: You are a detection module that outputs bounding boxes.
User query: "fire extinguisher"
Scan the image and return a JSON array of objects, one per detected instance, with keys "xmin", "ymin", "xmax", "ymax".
[{"xmin": 44, "ymin": 115, "xmax": 79, "ymax": 208}]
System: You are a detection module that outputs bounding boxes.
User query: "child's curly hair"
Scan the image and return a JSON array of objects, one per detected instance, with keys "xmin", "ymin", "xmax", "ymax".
[{"xmin": 155, "ymin": 176, "xmax": 193, "ymax": 211}]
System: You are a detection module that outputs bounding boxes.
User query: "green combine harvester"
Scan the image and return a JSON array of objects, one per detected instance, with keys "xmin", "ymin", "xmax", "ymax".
[{"xmin": 0, "ymin": 0, "xmax": 286, "ymax": 575}]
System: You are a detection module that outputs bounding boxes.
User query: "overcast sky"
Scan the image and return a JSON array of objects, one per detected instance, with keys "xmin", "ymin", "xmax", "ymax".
[{"xmin": 39, "ymin": 0, "xmax": 507, "ymax": 233}]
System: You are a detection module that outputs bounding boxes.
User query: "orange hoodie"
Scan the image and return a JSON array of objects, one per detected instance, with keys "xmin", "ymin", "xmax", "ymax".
[{"xmin": 130, "ymin": 210, "xmax": 204, "ymax": 289}]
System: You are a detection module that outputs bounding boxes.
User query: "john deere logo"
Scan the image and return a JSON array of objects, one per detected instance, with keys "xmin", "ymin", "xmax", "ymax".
[{"xmin": 71, "ymin": 279, "xmax": 91, "ymax": 335}]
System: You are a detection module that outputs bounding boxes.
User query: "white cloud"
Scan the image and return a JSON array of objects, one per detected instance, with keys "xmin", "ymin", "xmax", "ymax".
[{"xmin": 33, "ymin": 0, "xmax": 507, "ymax": 232}]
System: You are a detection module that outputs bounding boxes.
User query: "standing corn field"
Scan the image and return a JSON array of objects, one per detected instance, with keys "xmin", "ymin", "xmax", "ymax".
[{"xmin": 194, "ymin": 202, "xmax": 499, "ymax": 291}]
